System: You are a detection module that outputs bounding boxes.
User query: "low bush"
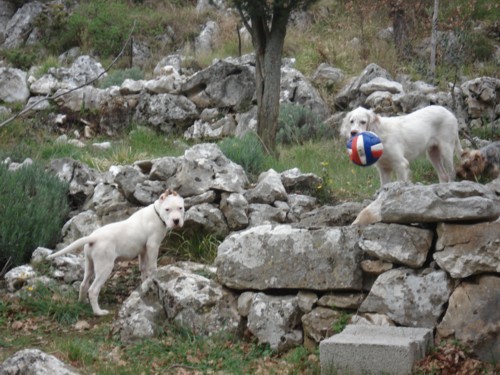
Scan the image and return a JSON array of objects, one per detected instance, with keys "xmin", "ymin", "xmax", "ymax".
[
  {"xmin": 99, "ymin": 67, "xmax": 145, "ymax": 88},
  {"xmin": 0, "ymin": 47, "xmax": 38, "ymax": 70},
  {"xmin": 218, "ymin": 132, "xmax": 272, "ymax": 178},
  {"xmin": 277, "ymin": 103, "xmax": 334, "ymax": 145},
  {"xmin": 0, "ymin": 163, "xmax": 69, "ymax": 273}
]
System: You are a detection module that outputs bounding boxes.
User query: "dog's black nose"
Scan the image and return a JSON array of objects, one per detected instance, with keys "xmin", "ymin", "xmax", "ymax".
[
  {"xmin": 173, "ymin": 219, "xmax": 179, "ymax": 226},
  {"xmin": 350, "ymin": 131, "xmax": 358, "ymax": 137}
]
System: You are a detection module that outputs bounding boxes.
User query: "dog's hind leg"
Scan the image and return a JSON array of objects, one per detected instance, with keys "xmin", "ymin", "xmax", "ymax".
[
  {"xmin": 428, "ymin": 145, "xmax": 452, "ymax": 182},
  {"xmin": 79, "ymin": 250, "xmax": 94, "ymax": 303},
  {"xmin": 88, "ymin": 258, "xmax": 114, "ymax": 316}
]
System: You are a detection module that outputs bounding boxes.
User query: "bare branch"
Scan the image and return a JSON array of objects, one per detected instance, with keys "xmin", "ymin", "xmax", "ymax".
[{"xmin": 0, "ymin": 20, "xmax": 137, "ymax": 130}]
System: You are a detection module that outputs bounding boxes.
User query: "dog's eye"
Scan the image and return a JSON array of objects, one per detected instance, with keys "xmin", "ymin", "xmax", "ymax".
[
  {"xmin": 361, "ymin": 120, "xmax": 367, "ymax": 125},
  {"xmin": 165, "ymin": 208, "xmax": 170, "ymax": 212}
]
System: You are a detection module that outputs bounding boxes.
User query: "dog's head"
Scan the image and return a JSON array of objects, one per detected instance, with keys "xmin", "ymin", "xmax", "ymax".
[
  {"xmin": 456, "ymin": 149, "xmax": 486, "ymax": 181},
  {"xmin": 158, "ymin": 189, "xmax": 185, "ymax": 229},
  {"xmin": 340, "ymin": 107, "xmax": 381, "ymax": 139}
]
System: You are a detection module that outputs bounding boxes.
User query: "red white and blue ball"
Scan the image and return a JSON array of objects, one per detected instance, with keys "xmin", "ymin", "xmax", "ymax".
[{"xmin": 346, "ymin": 131, "xmax": 384, "ymax": 166}]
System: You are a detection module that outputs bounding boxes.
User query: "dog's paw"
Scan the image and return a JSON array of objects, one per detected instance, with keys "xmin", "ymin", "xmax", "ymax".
[{"xmin": 94, "ymin": 309, "xmax": 110, "ymax": 316}]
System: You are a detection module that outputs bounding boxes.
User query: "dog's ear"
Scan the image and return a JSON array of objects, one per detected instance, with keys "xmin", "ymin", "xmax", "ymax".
[
  {"xmin": 367, "ymin": 111, "xmax": 381, "ymax": 132},
  {"xmin": 340, "ymin": 112, "xmax": 351, "ymax": 138},
  {"xmin": 473, "ymin": 153, "xmax": 485, "ymax": 163},
  {"xmin": 461, "ymin": 149, "xmax": 470, "ymax": 159},
  {"xmin": 160, "ymin": 189, "xmax": 173, "ymax": 201}
]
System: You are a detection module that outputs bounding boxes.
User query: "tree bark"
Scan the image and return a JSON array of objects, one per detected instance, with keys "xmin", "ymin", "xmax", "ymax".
[
  {"xmin": 233, "ymin": 0, "xmax": 319, "ymax": 156},
  {"xmin": 250, "ymin": 9, "xmax": 290, "ymax": 157},
  {"xmin": 430, "ymin": 0, "xmax": 439, "ymax": 80},
  {"xmin": 390, "ymin": 0, "xmax": 409, "ymax": 59}
]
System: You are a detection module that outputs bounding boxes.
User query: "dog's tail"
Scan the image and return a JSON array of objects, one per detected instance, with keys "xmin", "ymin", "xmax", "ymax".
[
  {"xmin": 454, "ymin": 132, "xmax": 464, "ymax": 158},
  {"xmin": 46, "ymin": 236, "xmax": 92, "ymax": 259}
]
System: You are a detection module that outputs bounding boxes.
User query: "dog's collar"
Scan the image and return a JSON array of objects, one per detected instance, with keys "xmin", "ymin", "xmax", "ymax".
[{"xmin": 154, "ymin": 205, "xmax": 167, "ymax": 227}]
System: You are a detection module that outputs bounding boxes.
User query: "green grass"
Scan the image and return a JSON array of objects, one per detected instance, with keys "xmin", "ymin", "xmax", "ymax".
[
  {"xmin": 332, "ymin": 311, "xmax": 352, "ymax": 334},
  {"xmin": 277, "ymin": 140, "xmax": 381, "ymax": 202},
  {"xmin": 163, "ymin": 231, "xmax": 221, "ymax": 265},
  {"xmin": 16, "ymin": 282, "xmax": 93, "ymax": 325},
  {"xmin": 0, "ymin": 119, "xmax": 440, "ymax": 204},
  {"xmin": 0, "ymin": 294, "xmax": 320, "ymax": 373}
]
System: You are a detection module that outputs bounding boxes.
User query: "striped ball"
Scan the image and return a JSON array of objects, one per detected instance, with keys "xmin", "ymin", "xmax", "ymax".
[{"xmin": 346, "ymin": 131, "xmax": 384, "ymax": 166}]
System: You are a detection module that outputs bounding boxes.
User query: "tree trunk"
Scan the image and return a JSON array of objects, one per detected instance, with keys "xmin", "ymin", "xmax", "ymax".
[
  {"xmin": 430, "ymin": 0, "xmax": 439, "ymax": 81},
  {"xmin": 250, "ymin": 9, "xmax": 290, "ymax": 157},
  {"xmin": 391, "ymin": 0, "xmax": 409, "ymax": 59}
]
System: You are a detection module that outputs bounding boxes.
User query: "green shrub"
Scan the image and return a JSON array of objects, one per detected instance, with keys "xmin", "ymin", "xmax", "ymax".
[
  {"xmin": 277, "ymin": 103, "xmax": 334, "ymax": 145},
  {"xmin": 466, "ymin": 32, "xmax": 495, "ymax": 62},
  {"xmin": 0, "ymin": 163, "xmax": 69, "ymax": 272},
  {"xmin": 0, "ymin": 47, "xmax": 38, "ymax": 70},
  {"xmin": 100, "ymin": 67, "xmax": 145, "ymax": 88},
  {"xmin": 62, "ymin": 0, "xmax": 134, "ymax": 57},
  {"xmin": 218, "ymin": 132, "xmax": 271, "ymax": 178}
]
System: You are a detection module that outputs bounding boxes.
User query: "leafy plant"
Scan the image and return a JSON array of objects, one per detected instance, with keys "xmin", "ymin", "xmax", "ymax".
[
  {"xmin": 34, "ymin": 55, "xmax": 60, "ymax": 78},
  {"xmin": 277, "ymin": 103, "xmax": 334, "ymax": 146},
  {"xmin": 218, "ymin": 132, "xmax": 273, "ymax": 179},
  {"xmin": 332, "ymin": 311, "xmax": 352, "ymax": 334},
  {"xmin": 0, "ymin": 47, "xmax": 38, "ymax": 70},
  {"xmin": 99, "ymin": 67, "xmax": 145, "ymax": 89},
  {"xmin": 63, "ymin": 0, "xmax": 134, "ymax": 57},
  {"xmin": 0, "ymin": 163, "xmax": 69, "ymax": 271}
]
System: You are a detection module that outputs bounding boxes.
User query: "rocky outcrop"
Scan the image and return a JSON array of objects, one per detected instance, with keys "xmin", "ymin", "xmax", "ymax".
[{"xmin": 4, "ymin": 141, "xmax": 498, "ymax": 362}]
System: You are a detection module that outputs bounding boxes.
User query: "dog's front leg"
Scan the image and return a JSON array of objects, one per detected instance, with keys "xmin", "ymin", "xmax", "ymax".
[
  {"xmin": 140, "ymin": 244, "xmax": 159, "ymax": 282},
  {"xmin": 376, "ymin": 164, "xmax": 393, "ymax": 186},
  {"xmin": 394, "ymin": 159, "xmax": 411, "ymax": 182}
]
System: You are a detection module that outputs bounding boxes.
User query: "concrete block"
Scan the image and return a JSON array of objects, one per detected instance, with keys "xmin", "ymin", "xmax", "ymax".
[{"xmin": 320, "ymin": 324, "xmax": 433, "ymax": 375}]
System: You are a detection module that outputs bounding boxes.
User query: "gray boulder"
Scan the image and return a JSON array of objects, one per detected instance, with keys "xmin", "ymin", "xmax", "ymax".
[
  {"xmin": 359, "ymin": 268, "xmax": 453, "ymax": 328},
  {"xmin": 50, "ymin": 55, "xmax": 106, "ymax": 88},
  {"xmin": 437, "ymin": 274, "xmax": 500, "ymax": 362},
  {"xmin": 299, "ymin": 202, "xmax": 364, "ymax": 227},
  {"xmin": 312, "ymin": 63, "xmax": 345, "ymax": 87},
  {"xmin": 184, "ymin": 203, "xmax": 229, "ymax": 238},
  {"xmin": 133, "ymin": 92, "xmax": 198, "ymax": 134},
  {"xmin": 168, "ymin": 143, "xmax": 249, "ymax": 196},
  {"xmin": 280, "ymin": 65, "xmax": 330, "ymax": 121},
  {"xmin": 247, "ymin": 293, "xmax": 303, "ymax": 352},
  {"xmin": 0, "ymin": 68, "xmax": 29, "ymax": 103},
  {"xmin": 0, "ymin": 1, "xmax": 15, "ymax": 38},
  {"xmin": 461, "ymin": 76, "xmax": 499, "ymax": 120},
  {"xmin": 159, "ymin": 265, "xmax": 240, "ymax": 336},
  {"xmin": 434, "ymin": 221, "xmax": 500, "ymax": 278},
  {"xmin": 0, "ymin": 349, "xmax": 80, "ymax": 375},
  {"xmin": 215, "ymin": 224, "xmax": 363, "ymax": 290},
  {"xmin": 334, "ymin": 63, "xmax": 392, "ymax": 110},
  {"xmin": 2, "ymin": 1, "xmax": 43, "ymax": 49},
  {"xmin": 245, "ymin": 169, "xmax": 288, "ymax": 204},
  {"xmin": 359, "ymin": 223, "xmax": 433, "ymax": 268},
  {"xmin": 48, "ymin": 158, "xmax": 99, "ymax": 201},
  {"xmin": 355, "ymin": 181, "xmax": 500, "ymax": 225},
  {"xmin": 180, "ymin": 59, "xmax": 255, "ymax": 112}
]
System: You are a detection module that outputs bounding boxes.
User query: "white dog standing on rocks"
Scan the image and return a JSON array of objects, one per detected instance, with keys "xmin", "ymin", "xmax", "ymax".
[
  {"xmin": 341, "ymin": 105, "xmax": 463, "ymax": 186},
  {"xmin": 47, "ymin": 189, "xmax": 185, "ymax": 316}
]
